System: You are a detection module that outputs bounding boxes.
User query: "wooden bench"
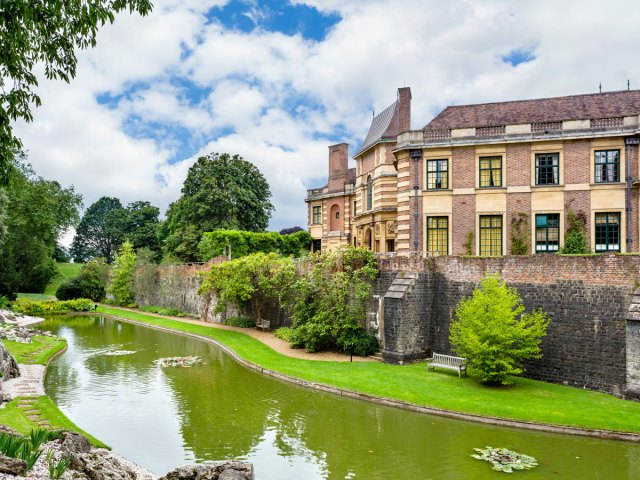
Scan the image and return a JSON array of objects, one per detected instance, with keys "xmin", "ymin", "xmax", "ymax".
[
  {"xmin": 256, "ymin": 319, "xmax": 270, "ymax": 331},
  {"xmin": 426, "ymin": 353, "xmax": 467, "ymax": 378}
]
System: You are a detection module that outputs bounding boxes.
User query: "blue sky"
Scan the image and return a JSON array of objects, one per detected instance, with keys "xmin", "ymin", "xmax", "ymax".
[{"xmin": 13, "ymin": 0, "xmax": 640, "ymax": 237}]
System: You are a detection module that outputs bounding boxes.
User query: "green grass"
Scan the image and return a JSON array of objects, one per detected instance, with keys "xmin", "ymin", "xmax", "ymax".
[
  {"xmin": 16, "ymin": 293, "xmax": 55, "ymax": 301},
  {"xmin": 44, "ymin": 262, "xmax": 83, "ymax": 297},
  {"xmin": 0, "ymin": 397, "xmax": 106, "ymax": 448},
  {"xmin": 97, "ymin": 305, "xmax": 640, "ymax": 434},
  {"xmin": 3, "ymin": 335, "xmax": 67, "ymax": 365}
]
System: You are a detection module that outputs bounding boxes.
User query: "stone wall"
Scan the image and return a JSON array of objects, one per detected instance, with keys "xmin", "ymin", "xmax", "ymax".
[{"xmin": 376, "ymin": 254, "xmax": 640, "ymax": 396}]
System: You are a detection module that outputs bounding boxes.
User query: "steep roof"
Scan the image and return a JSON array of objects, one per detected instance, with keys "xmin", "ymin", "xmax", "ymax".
[
  {"xmin": 424, "ymin": 90, "xmax": 640, "ymax": 130},
  {"xmin": 346, "ymin": 167, "xmax": 356, "ymax": 184},
  {"xmin": 356, "ymin": 100, "xmax": 399, "ymax": 156}
]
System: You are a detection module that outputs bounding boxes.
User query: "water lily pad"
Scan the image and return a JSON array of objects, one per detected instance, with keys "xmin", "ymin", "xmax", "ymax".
[{"xmin": 472, "ymin": 446, "xmax": 538, "ymax": 473}]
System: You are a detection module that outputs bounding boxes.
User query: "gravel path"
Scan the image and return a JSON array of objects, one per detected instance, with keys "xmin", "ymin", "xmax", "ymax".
[
  {"xmin": 2, "ymin": 365, "xmax": 46, "ymax": 398},
  {"xmin": 110, "ymin": 307, "xmax": 376, "ymax": 363}
]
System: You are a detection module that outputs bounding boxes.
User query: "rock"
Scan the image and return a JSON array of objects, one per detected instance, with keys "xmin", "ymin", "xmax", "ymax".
[
  {"xmin": 0, "ymin": 338, "xmax": 19, "ymax": 382},
  {"xmin": 159, "ymin": 461, "xmax": 254, "ymax": 480},
  {"xmin": 0, "ymin": 425, "xmax": 21, "ymax": 437},
  {"xmin": 0, "ymin": 453, "xmax": 27, "ymax": 476},
  {"xmin": 72, "ymin": 449, "xmax": 138, "ymax": 480},
  {"xmin": 60, "ymin": 431, "xmax": 92, "ymax": 456}
]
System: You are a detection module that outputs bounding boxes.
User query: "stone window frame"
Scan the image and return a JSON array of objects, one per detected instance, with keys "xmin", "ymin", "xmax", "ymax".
[
  {"xmin": 367, "ymin": 175, "xmax": 373, "ymax": 211},
  {"xmin": 312, "ymin": 205, "xmax": 321, "ymax": 225},
  {"xmin": 535, "ymin": 153, "xmax": 560, "ymax": 186},
  {"xmin": 425, "ymin": 159, "xmax": 449, "ymax": 190},
  {"xmin": 535, "ymin": 213, "xmax": 560, "ymax": 253},
  {"xmin": 594, "ymin": 149, "xmax": 621, "ymax": 183},
  {"xmin": 530, "ymin": 143, "xmax": 564, "ymax": 188},
  {"xmin": 479, "ymin": 214, "xmax": 503, "ymax": 256},
  {"xmin": 594, "ymin": 211, "xmax": 621, "ymax": 252},
  {"xmin": 478, "ymin": 156, "xmax": 503, "ymax": 188},
  {"xmin": 425, "ymin": 215, "xmax": 449, "ymax": 255}
]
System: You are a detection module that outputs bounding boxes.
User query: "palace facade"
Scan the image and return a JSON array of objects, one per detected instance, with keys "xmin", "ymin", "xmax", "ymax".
[{"xmin": 306, "ymin": 88, "xmax": 640, "ymax": 255}]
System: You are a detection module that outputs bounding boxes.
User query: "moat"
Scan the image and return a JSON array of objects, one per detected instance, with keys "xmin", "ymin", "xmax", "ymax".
[{"xmin": 42, "ymin": 315, "xmax": 640, "ymax": 479}]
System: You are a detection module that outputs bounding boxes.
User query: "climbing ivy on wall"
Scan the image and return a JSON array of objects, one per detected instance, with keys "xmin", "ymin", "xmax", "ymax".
[{"xmin": 510, "ymin": 213, "xmax": 529, "ymax": 255}]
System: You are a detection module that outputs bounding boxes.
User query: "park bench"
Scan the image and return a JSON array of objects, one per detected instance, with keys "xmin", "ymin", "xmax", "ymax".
[
  {"xmin": 426, "ymin": 353, "xmax": 467, "ymax": 378},
  {"xmin": 256, "ymin": 318, "xmax": 271, "ymax": 331}
]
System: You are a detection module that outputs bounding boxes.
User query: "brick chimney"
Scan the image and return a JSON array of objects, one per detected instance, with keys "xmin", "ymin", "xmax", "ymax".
[
  {"xmin": 327, "ymin": 143, "xmax": 349, "ymax": 191},
  {"xmin": 398, "ymin": 87, "xmax": 412, "ymax": 132}
]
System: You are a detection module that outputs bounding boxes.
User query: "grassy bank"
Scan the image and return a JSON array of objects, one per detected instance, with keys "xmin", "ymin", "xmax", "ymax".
[
  {"xmin": 44, "ymin": 262, "xmax": 83, "ymax": 297},
  {"xmin": 2, "ymin": 328, "xmax": 106, "ymax": 447},
  {"xmin": 98, "ymin": 305, "xmax": 640, "ymax": 434}
]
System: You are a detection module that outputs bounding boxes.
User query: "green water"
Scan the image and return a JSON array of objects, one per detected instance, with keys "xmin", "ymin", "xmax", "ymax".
[{"xmin": 43, "ymin": 315, "xmax": 640, "ymax": 479}]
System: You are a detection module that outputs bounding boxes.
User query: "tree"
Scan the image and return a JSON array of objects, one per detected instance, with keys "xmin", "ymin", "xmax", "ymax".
[
  {"xmin": 0, "ymin": 0, "xmax": 153, "ymax": 186},
  {"xmin": 163, "ymin": 153, "xmax": 274, "ymax": 261},
  {"xmin": 0, "ymin": 159, "xmax": 81, "ymax": 297},
  {"xmin": 279, "ymin": 226, "xmax": 303, "ymax": 235},
  {"xmin": 123, "ymin": 201, "xmax": 161, "ymax": 259},
  {"xmin": 56, "ymin": 258, "xmax": 109, "ymax": 301},
  {"xmin": 71, "ymin": 197, "xmax": 124, "ymax": 263},
  {"xmin": 108, "ymin": 240, "xmax": 136, "ymax": 306},
  {"xmin": 449, "ymin": 275, "xmax": 550, "ymax": 385}
]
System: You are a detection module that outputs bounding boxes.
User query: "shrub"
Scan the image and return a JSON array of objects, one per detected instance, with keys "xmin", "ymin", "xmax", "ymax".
[
  {"xmin": 559, "ymin": 209, "xmax": 591, "ymax": 254},
  {"xmin": 273, "ymin": 327, "xmax": 295, "ymax": 342},
  {"xmin": 108, "ymin": 241, "xmax": 136, "ymax": 306},
  {"xmin": 198, "ymin": 229, "xmax": 312, "ymax": 261},
  {"xmin": 337, "ymin": 326, "xmax": 379, "ymax": 357},
  {"xmin": 55, "ymin": 258, "xmax": 108, "ymax": 301},
  {"xmin": 11, "ymin": 298, "xmax": 96, "ymax": 315},
  {"xmin": 0, "ymin": 295, "xmax": 10, "ymax": 309},
  {"xmin": 223, "ymin": 316, "xmax": 256, "ymax": 328},
  {"xmin": 449, "ymin": 275, "xmax": 550, "ymax": 385},
  {"xmin": 510, "ymin": 213, "xmax": 529, "ymax": 255},
  {"xmin": 139, "ymin": 305, "xmax": 186, "ymax": 317}
]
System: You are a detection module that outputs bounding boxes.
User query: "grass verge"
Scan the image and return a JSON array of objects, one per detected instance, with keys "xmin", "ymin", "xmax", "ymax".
[
  {"xmin": 44, "ymin": 262, "xmax": 83, "ymax": 297},
  {"xmin": 2, "ymin": 327, "xmax": 106, "ymax": 448},
  {"xmin": 98, "ymin": 305, "xmax": 640, "ymax": 434}
]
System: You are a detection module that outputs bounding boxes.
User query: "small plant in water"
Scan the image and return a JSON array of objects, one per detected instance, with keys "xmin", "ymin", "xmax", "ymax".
[{"xmin": 472, "ymin": 446, "xmax": 538, "ymax": 473}]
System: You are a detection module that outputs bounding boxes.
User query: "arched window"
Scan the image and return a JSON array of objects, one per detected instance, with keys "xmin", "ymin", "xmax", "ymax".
[{"xmin": 367, "ymin": 175, "xmax": 373, "ymax": 211}]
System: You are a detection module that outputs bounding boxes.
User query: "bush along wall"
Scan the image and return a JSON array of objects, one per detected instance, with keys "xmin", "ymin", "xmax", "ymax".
[{"xmin": 198, "ymin": 229, "xmax": 312, "ymax": 261}]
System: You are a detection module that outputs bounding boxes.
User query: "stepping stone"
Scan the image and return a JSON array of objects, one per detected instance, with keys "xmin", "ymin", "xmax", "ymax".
[{"xmin": 23, "ymin": 409, "xmax": 39, "ymax": 414}]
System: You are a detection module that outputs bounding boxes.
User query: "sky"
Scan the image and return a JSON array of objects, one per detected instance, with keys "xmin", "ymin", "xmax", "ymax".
[{"xmin": 12, "ymin": 0, "xmax": 640, "ymax": 238}]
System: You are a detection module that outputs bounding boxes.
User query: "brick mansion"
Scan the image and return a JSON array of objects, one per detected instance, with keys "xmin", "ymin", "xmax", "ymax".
[{"xmin": 305, "ymin": 87, "xmax": 640, "ymax": 256}]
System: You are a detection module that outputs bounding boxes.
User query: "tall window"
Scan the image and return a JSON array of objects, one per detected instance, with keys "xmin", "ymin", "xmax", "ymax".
[
  {"xmin": 595, "ymin": 212, "xmax": 620, "ymax": 252},
  {"xmin": 479, "ymin": 156, "xmax": 502, "ymax": 188},
  {"xmin": 479, "ymin": 215, "xmax": 502, "ymax": 256},
  {"xmin": 595, "ymin": 150, "xmax": 620, "ymax": 183},
  {"xmin": 426, "ymin": 159, "xmax": 448, "ymax": 189},
  {"xmin": 535, "ymin": 153, "xmax": 559, "ymax": 185},
  {"xmin": 367, "ymin": 175, "xmax": 373, "ymax": 211},
  {"xmin": 312, "ymin": 206, "xmax": 321, "ymax": 224},
  {"xmin": 426, "ymin": 216, "xmax": 448, "ymax": 255},
  {"xmin": 535, "ymin": 214, "xmax": 560, "ymax": 253}
]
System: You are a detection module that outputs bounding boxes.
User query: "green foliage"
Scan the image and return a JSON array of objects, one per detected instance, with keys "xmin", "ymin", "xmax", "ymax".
[
  {"xmin": 509, "ymin": 213, "xmax": 529, "ymax": 255},
  {"xmin": 198, "ymin": 229, "xmax": 312, "ymax": 261},
  {"xmin": 47, "ymin": 449, "xmax": 72, "ymax": 480},
  {"xmin": 559, "ymin": 209, "xmax": 591, "ymax": 254},
  {"xmin": 107, "ymin": 241, "xmax": 137, "ymax": 306},
  {"xmin": 223, "ymin": 316, "xmax": 256, "ymax": 328},
  {"xmin": 284, "ymin": 248, "xmax": 378, "ymax": 354},
  {"xmin": 337, "ymin": 326, "xmax": 379, "ymax": 357},
  {"xmin": 0, "ymin": 0, "xmax": 153, "ymax": 185},
  {"xmin": 163, "ymin": 153, "xmax": 274, "ymax": 261},
  {"xmin": 0, "ymin": 428, "xmax": 56, "ymax": 472},
  {"xmin": 472, "ymin": 446, "xmax": 538, "ymax": 473},
  {"xmin": 0, "ymin": 295, "xmax": 10, "ymax": 309},
  {"xmin": 464, "ymin": 231, "xmax": 474, "ymax": 256},
  {"xmin": 200, "ymin": 252, "xmax": 296, "ymax": 322},
  {"xmin": 449, "ymin": 275, "xmax": 550, "ymax": 385},
  {"xmin": 0, "ymin": 159, "xmax": 81, "ymax": 298},
  {"xmin": 56, "ymin": 258, "xmax": 109, "ymax": 301},
  {"xmin": 11, "ymin": 298, "xmax": 95, "ymax": 315},
  {"xmin": 273, "ymin": 327, "xmax": 295, "ymax": 343},
  {"xmin": 44, "ymin": 262, "xmax": 82, "ymax": 297},
  {"xmin": 139, "ymin": 305, "xmax": 186, "ymax": 317}
]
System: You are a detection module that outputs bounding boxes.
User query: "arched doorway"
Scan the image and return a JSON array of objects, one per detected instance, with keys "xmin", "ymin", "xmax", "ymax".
[{"xmin": 364, "ymin": 227, "xmax": 373, "ymax": 250}]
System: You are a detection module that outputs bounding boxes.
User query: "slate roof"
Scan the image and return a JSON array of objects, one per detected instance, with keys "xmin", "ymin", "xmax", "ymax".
[
  {"xmin": 424, "ymin": 90, "xmax": 640, "ymax": 130},
  {"xmin": 356, "ymin": 100, "xmax": 400, "ymax": 155}
]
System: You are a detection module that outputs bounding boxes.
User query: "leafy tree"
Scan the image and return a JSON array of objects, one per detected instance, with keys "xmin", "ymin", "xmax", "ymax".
[
  {"xmin": 71, "ymin": 197, "xmax": 124, "ymax": 263},
  {"xmin": 163, "ymin": 153, "xmax": 274, "ymax": 261},
  {"xmin": 559, "ymin": 209, "xmax": 591, "ymax": 254},
  {"xmin": 0, "ymin": 0, "xmax": 153, "ymax": 186},
  {"xmin": 449, "ymin": 275, "xmax": 550, "ymax": 385},
  {"xmin": 53, "ymin": 243, "xmax": 70, "ymax": 262},
  {"xmin": 279, "ymin": 226, "xmax": 303, "ymax": 235},
  {"xmin": 198, "ymin": 229, "xmax": 312, "ymax": 260},
  {"xmin": 107, "ymin": 240, "xmax": 136, "ymax": 306},
  {"xmin": 0, "ymin": 159, "xmax": 81, "ymax": 297},
  {"xmin": 123, "ymin": 201, "xmax": 161, "ymax": 259}
]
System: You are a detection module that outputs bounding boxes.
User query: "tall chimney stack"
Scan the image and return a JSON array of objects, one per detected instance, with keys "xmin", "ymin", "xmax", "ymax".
[{"xmin": 398, "ymin": 87, "xmax": 412, "ymax": 133}]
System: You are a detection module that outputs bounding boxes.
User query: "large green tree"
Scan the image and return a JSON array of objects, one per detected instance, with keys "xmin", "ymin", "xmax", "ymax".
[
  {"xmin": 0, "ymin": 159, "xmax": 82, "ymax": 297},
  {"xmin": 0, "ymin": 0, "xmax": 153, "ymax": 186},
  {"xmin": 124, "ymin": 200, "xmax": 161, "ymax": 258},
  {"xmin": 163, "ymin": 153, "xmax": 274, "ymax": 261},
  {"xmin": 71, "ymin": 196, "xmax": 124, "ymax": 263}
]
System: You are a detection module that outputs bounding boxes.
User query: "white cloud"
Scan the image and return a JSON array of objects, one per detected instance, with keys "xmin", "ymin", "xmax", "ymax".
[{"xmin": 11, "ymin": 0, "xmax": 640, "ymax": 237}]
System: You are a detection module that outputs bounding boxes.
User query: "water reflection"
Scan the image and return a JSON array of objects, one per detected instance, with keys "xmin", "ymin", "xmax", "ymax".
[{"xmin": 43, "ymin": 315, "xmax": 640, "ymax": 479}]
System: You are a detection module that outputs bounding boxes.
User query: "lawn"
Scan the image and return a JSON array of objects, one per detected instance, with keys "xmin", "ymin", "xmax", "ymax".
[
  {"xmin": 3, "ymin": 335, "xmax": 67, "ymax": 365},
  {"xmin": 98, "ymin": 305, "xmax": 640, "ymax": 434},
  {"xmin": 44, "ymin": 262, "xmax": 83, "ymax": 297}
]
